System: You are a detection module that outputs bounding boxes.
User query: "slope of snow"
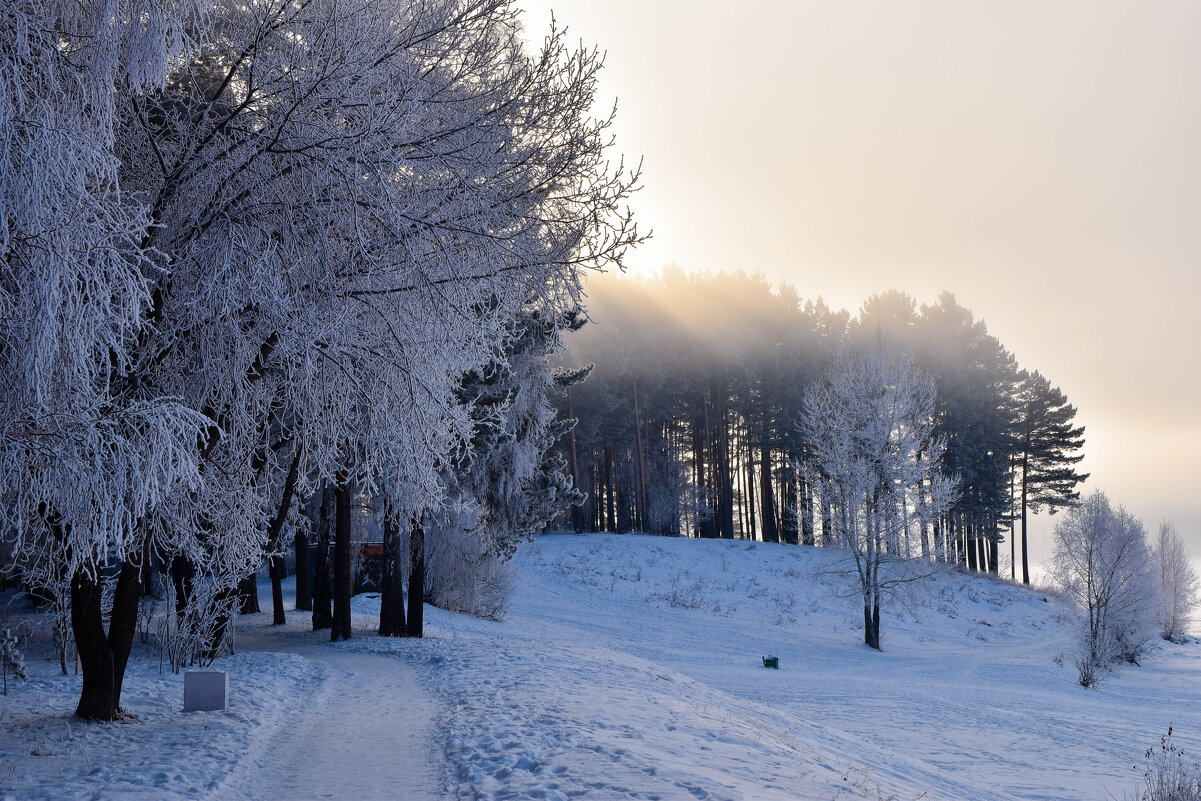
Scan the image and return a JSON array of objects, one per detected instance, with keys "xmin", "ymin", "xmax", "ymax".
[{"xmin": 353, "ymin": 533, "xmax": 1201, "ymax": 801}]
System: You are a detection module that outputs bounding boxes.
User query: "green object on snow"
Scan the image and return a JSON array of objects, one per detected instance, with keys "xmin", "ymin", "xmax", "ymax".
[{"xmin": 762, "ymin": 656, "xmax": 779, "ymax": 669}]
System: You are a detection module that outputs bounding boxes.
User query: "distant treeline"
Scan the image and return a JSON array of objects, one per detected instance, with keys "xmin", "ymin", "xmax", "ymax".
[{"xmin": 555, "ymin": 269, "xmax": 1087, "ymax": 583}]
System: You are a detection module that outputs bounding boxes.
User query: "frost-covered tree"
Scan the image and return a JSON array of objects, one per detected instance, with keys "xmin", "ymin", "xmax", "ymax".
[
  {"xmin": 2, "ymin": 0, "xmax": 220, "ymax": 722},
  {"xmin": 802, "ymin": 347, "xmax": 957, "ymax": 649},
  {"xmin": 1154, "ymin": 522, "xmax": 1199, "ymax": 642},
  {"xmin": 1050, "ymin": 490, "xmax": 1162, "ymax": 686},
  {"xmin": 4, "ymin": 0, "xmax": 640, "ymax": 719}
]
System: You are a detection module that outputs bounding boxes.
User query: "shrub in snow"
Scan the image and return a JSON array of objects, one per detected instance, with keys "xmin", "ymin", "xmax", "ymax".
[
  {"xmin": 1049, "ymin": 490, "xmax": 1162, "ymax": 686},
  {"xmin": 1, "ymin": 628, "xmax": 27, "ymax": 695},
  {"xmin": 1136, "ymin": 727, "xmax": 1201, "ymax": 801},
  {"xmin": 1154, "ymin": 523, "xmax": 1199, "ymax": 643},
  {"xmin": 425, "ymin": 509, "xmax": 514, "ymax": 622}
]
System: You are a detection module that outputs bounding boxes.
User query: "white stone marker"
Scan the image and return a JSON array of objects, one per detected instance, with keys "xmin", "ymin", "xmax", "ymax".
[{"xmin": 183, "ymin": 669, "xmax": 229, "ymax": 712}]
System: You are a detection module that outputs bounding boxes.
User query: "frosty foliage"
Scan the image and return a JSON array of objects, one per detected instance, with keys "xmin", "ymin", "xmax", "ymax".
[
  {"xmin": 3, "ymin": 0, "xmax": 638, "ymax": 715},
  {"xmin": 425, "ymin": 508, "xmax": 514, "ymax": 621},
  {"xmin": 422, "ymin": 307, "xmax": 586, "ymax": 619},
  {"xmin": 1, "ymin": 0, "xmax": 212, "ymax": 579},
  {"xmin": 1050, "ymin": 490, "xmax": 1163, "ymax": 686},
  {"xmin": 1154, "ymin": 523, "xmax": 1199, "ymax": 643}
]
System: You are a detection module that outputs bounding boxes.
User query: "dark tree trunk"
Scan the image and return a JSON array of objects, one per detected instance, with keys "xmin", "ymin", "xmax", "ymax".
[
  {"xmin": 965, "ymin": 523, "xmax": 978, "ymax": 571},
  {"xmin": 718, "ymin": 409, "xmax": 735, "ymax": 539},
  {"xmin": 801, "ymin": 474, "xmax": 815, "ymax": 546},
  {"xmin": 267, "ymin": 446, "xmax": 304, "ymax": 626},
  {"xmin": 108, "ymin": 561, "xmax": 142, "ymax": 705},
  {"xmin": 379, "ymin": 511, "xmax": 407, "ymax": 637},
  {"xmin": 294, "ymin": 528, "xmax": 312, "ymax": 612},
  {"xmin": 759, "ymin": 441, "xmax": 777, "ymax": 544},
  {"xmin": 604, "ymin": 445, "xmax": 616, "ymax": 533},
  {"xmin": 1021, "ymin": 453, "xmax": 1031, "ymax": 585},
  {"xmin": 863, "ymin": 601, "xmax": 878, "ymax": 650},
  {"xmin": 988, "ymin": 537, "xmax": 999, "ymax": 576},
  {"xmin": 170, "ymin": 555, "xmax": 194, "ymax": 619},
  {"xmin": 312, "ymin": 485, "xmax": 334, "ymax": 630},
  {"xmin": 72, "ymin": 569, "xmax": 118, "ymax": 720},
  {"xmin": 331, "ymin": 476, "xmax": 353, "ymax": 641},
  {"xmin": 820, "ymin": 480, "xmax": 834, "ymax": 546},
  {"xmin": 781, "ymin": 464, "xmax": 799, "ymax": 545},
  {"xmin": 568, "ymin": 393, "xmax": 585, "ymax": 533},
  {"xmin": 406, "ymin": 513, "xmax": 425, "ymax": 638},
  {"xmin": 72, "ymin": 559, "xmax": 143, "ymax": 720},
  {"xmin": 206, "ymin": 584, "xmax": 237, "ymax": 659},
  {"xmin": 269, "ymin": 556, "xmax": 286, "ymax": 625},
  {"xmin": 871, "ymin": 598, "xmax": 881, "ymax": 649},
  {"xmin": 238, "ymin": 574, "xmax": 260, "ymax": 614}
]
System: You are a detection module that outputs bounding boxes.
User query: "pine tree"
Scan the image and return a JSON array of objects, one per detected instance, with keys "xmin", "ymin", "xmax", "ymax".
[{"xmin": 1015, "ymin": 370, "xmax": 1088, "ymax": 584}]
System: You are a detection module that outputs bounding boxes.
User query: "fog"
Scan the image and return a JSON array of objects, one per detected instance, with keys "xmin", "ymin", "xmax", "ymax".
[{"xmin": 520, "ymin": 0, "xmax": 1201, "ymax": 564}]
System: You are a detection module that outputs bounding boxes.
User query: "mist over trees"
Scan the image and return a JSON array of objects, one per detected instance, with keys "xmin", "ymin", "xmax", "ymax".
[{"xmin": 556, "ymin": 270, "xmax": 1088, "ymax": 578}]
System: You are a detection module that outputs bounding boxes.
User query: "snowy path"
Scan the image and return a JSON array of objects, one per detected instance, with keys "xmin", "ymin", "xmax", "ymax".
[{"xmin": 208, "ymin": 620, "xmax": 444, "ymax": 801}]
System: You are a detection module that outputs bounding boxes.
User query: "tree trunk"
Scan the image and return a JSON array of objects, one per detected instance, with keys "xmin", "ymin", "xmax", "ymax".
[
  {"xmin": 170, "ymin": 555, "xmax": 194, "ymax": 620},
  {"xmin": 267, "ymin": 446, "xmax": 304, "ymax": 626},
  {"xmin": 781, "ymin": 463, "xmax": 799, "ymax": 545},
  {"xmin": 966, "ymin": 522, "xmax": 978, "ymax": 571},
  {"xmin": 311, "ymin": 485, "xmax": 334, "ymax": 630},
  {"xmin": 332, "ymin": 476, "xmax": 353, "ymax": 641},
  {"xmin": 379, "ymin": 511, "xmax": 407, "ymax": 637},
  {"xmin": 294, "ymin": 527, "xmax": 312, "ymax": 612},
  {"xmin": 237, "ymin": 574, "xmax": 260, "ymax": 614},
  {"xmin": 269, "ymin": 556, "xmax": 286, "ymax": 625},
  {"xmin": 759, "ymin": 440, "xmax": 778, "ymax": 544},
  {"xmin": 406, "ymin": 513, "xmax": 425, "ymax": 638},
  {"xmin": 72, "ymin": 559, "xmax": 143, "ymax": 720},
  {"xmin": 108, "ymin": 561, "xmax": 142, "ymax": 705},
  {"xmin": 568, "ymin": 392, "xmax": 585, "ymax": 533},
  {"xmin": 1021, "ymin": 453, "xmax": 1031, "ymax": 585},
  {"xmin": 71, "ymin": 569, "xmax": 118, "ymax": 720},
  {"xmin": 604, "ymin": 445, "xmax": 617, "ymax": 533},
  {"xmin": 871, "ymin": 598, "xmax": 881, "ymax": 650},
  {"xmin": 862, "ymin": 598, "xmax": 881, "ymax": 650}
]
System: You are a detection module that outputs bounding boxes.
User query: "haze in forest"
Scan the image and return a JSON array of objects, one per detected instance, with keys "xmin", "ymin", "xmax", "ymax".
[{"xmin": 520, "ymin": 0, "xmax": 1201, "ymax": 561}]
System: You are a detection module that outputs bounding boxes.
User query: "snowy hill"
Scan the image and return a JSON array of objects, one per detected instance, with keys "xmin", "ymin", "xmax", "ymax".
[
  {"xmin": 354, "ymin": 533, "xmax": 1201, "ymax": 801},
  {"xmin": 4, "ymin": 533, "xmax": 1199, "ymax": 801}
]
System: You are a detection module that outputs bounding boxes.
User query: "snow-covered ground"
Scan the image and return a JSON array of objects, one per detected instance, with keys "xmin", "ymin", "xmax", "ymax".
[
  {"xmin": 355, "ymin": 534, "xmax": 1201, "ymax": 801},
  {"xmin": 3, "ymin": 533, "xmax": 1199, "ymax": 800},
  {"xmin": 0, "ymin": 647, "xmax": 325, "ymax": 800}
]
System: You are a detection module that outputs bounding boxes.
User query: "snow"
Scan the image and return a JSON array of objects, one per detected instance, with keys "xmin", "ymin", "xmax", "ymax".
[
  {"xmin": 353, "ymin": 534, "xmax": 1201, "ymax": 801},
  {"xmin": 3, "ymin": 534, "xmax": 1200, "ymax": 800},
  {"xmin": 0, "ymin": 649, "xmax": 325, "ymax": 800}
]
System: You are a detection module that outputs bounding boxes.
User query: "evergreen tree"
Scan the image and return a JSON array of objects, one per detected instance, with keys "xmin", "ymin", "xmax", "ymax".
[{"xmin": 1015, "ymin": 370, "xmax": 1088, "ymax": 584}]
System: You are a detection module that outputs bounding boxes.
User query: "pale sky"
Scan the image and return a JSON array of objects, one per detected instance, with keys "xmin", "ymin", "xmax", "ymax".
[{"xmin": 519, "ymin": 1, "xmax": 1201, "ymax": 568}]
